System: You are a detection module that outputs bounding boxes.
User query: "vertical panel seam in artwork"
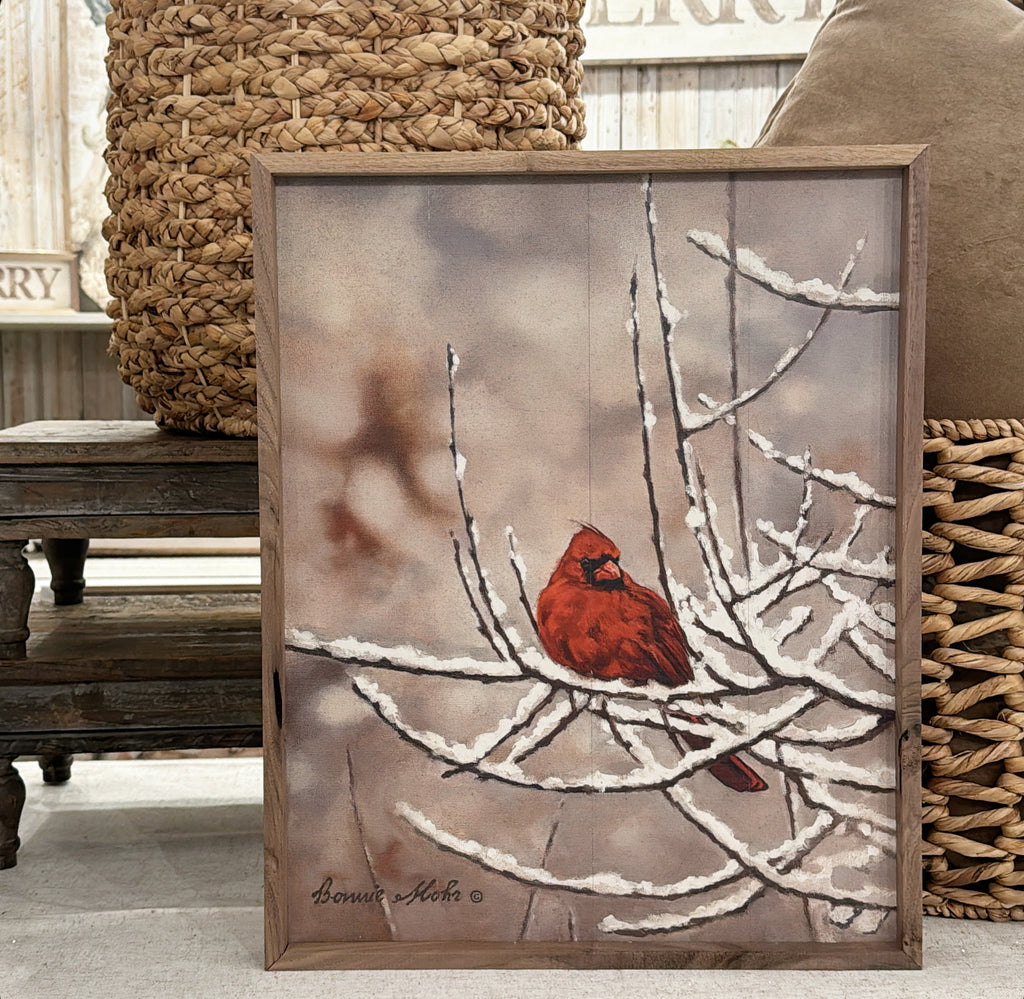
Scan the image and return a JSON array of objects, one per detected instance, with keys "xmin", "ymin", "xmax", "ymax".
[
  {"xmin": 587, "ymin": 182, "xmax": 593, "ymax": 526},
  {"xmin": 587, "ymin": 180, "xmax": 595, "ymax": 889}
]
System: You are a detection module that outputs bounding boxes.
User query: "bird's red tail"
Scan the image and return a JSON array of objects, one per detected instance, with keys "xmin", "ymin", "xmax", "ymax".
[
  {"xmin": 708, "ymin": 754, "xmax": 768, "ymax": 793},
  {"xmin": 677, "ymin": 728, "xmax": 768, "ymax": 793}
]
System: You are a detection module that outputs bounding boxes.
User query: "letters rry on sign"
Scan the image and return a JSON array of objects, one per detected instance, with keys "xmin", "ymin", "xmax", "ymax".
[{"xmin": 0, "ymin": 253, "xmax": 77, "ymax": 312}]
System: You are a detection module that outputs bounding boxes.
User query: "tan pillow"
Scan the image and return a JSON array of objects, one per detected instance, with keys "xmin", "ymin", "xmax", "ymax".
[{"xmin": 757, "ymin": 0, "xmax": 1024, "ymax": 419}]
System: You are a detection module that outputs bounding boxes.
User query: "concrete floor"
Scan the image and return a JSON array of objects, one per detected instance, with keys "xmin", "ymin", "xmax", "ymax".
[{"xmin": 2, "ymin": 758, "xmax": 1022, "ymax": 999}]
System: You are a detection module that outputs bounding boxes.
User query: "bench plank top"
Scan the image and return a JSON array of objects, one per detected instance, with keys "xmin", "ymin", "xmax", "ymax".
[{"xmin": 0, "ymin": 421, "xmax": 258, "ymax": 464}]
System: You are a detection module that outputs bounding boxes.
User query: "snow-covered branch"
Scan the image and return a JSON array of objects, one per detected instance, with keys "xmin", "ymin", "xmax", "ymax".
[
  {"xmin": 747, "ymin": 431, "xmax": 896, "ymax": 508},
  {"xmin": 502, "ymin": 693, "xmax": 584, "ymax": 767},
  {"xmin": 288, "ymin": 630, "xmax": 523, "ymax": 681},
  {"xmin": 776, "ymin": 710, "xmax": 888, "ymax": 748},
  {"xmin": 355, "ymin": 675, "xmax": 553, "ymax": 768},
  {"xmin": 290, "ymin": 626, "xmax": 759, "ymax": 703},
  {"xmin": 757, "ymin": 522, "xmax": 895, "ymax": 582},
  {"xmin": 663, "ymin": 238, "xmax": 866, "ymax": 441},
  {"xmin": 352, "ymin": 673, "xmax": 821, "ymax": 794},
  {"xmin": 598, "ymin": 881, "xmax": 765, "ymax": 935},
  {"xmin": 661, "ymin": 774, "xmax": 894, "ymax": 908},
  {"xmin": 607, "ymin": 723, "xmax": 895, "ymax": 921},
  {"xmin": 686, "ymin": 230, "xmax": 898, "ymax": 312},
  {"xmin": 398, "ymin": 801, "xmax": 747, "ymax": 900}
]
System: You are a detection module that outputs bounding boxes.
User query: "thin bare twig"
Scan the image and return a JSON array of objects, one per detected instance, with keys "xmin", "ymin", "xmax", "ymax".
[
  {"xmin": 452, "ymin": 533, "xmax": 506, "ymax": 661},
  {"xmin": 447, "ymin": 344, "xmax": 525, "ymax": 668},
  {"xmin": 628, "ymin": 263, "xmax": 674, "ymax": 608},
  {"xmin": 506, "ymin": 526, "xmax": 540, "ymax": 639},
  {"xmin": 519, "ymin": 800, "xmax": 565, "ymax": 941},
  {"xmin": 725, "ymin": 174, "xmax": 752, "ymax": 578},
  {"xmin": 347, "ymin": 747, "xmax": 397, "ymax": 937}
]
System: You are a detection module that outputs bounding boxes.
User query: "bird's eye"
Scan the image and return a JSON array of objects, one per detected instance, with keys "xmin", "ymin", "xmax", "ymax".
[{"xmin": 580, "ymin": 557, "xmax": 593, "ymax": 572}]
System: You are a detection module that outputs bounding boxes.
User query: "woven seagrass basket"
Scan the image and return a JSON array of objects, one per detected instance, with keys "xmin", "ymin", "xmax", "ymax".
[
  {"xmin": 922, "ymin": 419, "xmax": 1024, "ymax": 921},
  {"xmin": 104, "ymin": 0, "xmax": 586, "ymax": 436}
]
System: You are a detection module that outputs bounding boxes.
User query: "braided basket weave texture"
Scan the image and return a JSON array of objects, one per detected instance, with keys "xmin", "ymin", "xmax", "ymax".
[
  {"xmin": 103, "ymin": 0, "xmax": 586, "ymax": 436},
  {"xmin": 922, "ymin": 418, "xmax": 1024, "ymax": 921}
]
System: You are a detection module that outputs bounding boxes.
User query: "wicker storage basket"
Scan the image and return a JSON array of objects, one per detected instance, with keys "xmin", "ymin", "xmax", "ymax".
[
  {"xmin": 922, "ymin": 418, "xmax": 1024, "ymax": 921},
  {"xmin": 103, "ymin": 0, "xmax": 586, "ymax": 436}
]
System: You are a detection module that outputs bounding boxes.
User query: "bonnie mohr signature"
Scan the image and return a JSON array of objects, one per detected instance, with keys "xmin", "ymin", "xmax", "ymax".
[{"xmin": 312, "ymin": 875, "xmax": 484, "ymax": 906}]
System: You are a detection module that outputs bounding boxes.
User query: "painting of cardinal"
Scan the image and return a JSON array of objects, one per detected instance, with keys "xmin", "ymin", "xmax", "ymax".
[
  {"xmin": 269, "ymin": 162, "xmax": 910, "ymax": 957},
  {"xmin": 536, "ymin": 525, "xmax": 767, "ymax": 793}
]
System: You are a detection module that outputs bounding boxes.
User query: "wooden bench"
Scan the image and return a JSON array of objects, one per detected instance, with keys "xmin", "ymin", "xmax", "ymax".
[{"xmin": 0, "ymin": 420, "xmax": 261, "ymax": 868}]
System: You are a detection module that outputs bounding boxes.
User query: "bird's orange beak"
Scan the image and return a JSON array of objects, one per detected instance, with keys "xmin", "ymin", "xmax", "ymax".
[{"xmin": 593, "ymin": 559, "xmax": 621, "ymax": 583}]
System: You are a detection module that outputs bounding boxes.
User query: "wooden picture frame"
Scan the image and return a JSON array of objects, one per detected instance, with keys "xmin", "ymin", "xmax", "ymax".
[{"xmin": 254, "ymin": 147, "xmax": 927, "ymax": 971}]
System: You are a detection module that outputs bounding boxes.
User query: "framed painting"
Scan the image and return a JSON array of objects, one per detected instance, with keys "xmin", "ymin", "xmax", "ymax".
[{"xmin": 254, "ymin": 147, "xmax": 927, "ymax": 970}]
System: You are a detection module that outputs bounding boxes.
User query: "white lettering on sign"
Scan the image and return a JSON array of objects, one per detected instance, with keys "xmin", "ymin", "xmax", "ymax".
[
  {"xmin": 0, "ymin": 253, "xmax": 77, "ymax": 312},
  {"xmin": 581, "ymin": 0, "xmax": 835, "ymax": 63}
]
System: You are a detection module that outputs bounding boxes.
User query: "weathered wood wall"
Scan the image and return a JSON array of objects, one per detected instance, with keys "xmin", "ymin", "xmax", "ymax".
[
  {"xmin": 0, "ymin": 1, "xmax": 69, "ymax": 256},
  {"xmin": 0, "ymin": 0, "xmax": 141, "ymax": 430},
  {"xmin": 0, "ymin": 322, "xmax": 141, "ymax": 428},
  {"xmin": 581, "ymin": 61, "xmax": 800, "ymax": 151}
]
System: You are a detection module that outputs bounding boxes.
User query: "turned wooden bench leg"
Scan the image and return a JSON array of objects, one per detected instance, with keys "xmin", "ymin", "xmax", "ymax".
[
  {"xmin": 42, "ymin": 539, "xmax": 89, "ymax": 606},
  {"xmin": 40, "ymin": 754, "xmax": 73, "ymax": 785},
  {"xmin": 0, "ymin": 540, "xmax": 34, "ymax": 659},
  {"xmin": 0, "ymin": 758, "xmax": 26, "ymax": 869}
]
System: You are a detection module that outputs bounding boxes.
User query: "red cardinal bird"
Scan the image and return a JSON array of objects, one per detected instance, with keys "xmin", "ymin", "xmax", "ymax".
[{"xmin": 536, "ymin": 525, "xmax": 766, "ymax": 793}]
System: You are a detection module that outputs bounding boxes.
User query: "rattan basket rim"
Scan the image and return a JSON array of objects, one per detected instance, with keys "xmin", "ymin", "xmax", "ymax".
[{"xmin": 924, "ymin": 418, "xmax": 1024, "ymax": 441}]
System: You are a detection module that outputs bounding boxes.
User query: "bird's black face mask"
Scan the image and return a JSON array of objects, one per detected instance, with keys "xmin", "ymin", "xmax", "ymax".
[{"xmin": 580, "ymin": 554, "xmax": 624, "ymax": 590}]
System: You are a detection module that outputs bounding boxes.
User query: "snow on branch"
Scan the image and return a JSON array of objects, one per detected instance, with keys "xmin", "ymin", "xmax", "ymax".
[
  {"xmin": 661, "ymin": 238, "xmax": 867, "ymax": 441},
  {"xmin": 599, "ymin": 880, "xmax": 766, "ymax": 935},
  {"xmin": 848, "ymin": 629, "xmax": 895, "ymax": 680},
  {"xmin": 398, "ymin": 801, "xmax": 747, "ymax": 900},
  {"xmin": 823, "ymin": 577, "xmax": 896, "ymax": 642},
  {"xmin": 747, "ymin": 431, "xmax": 896, "ymax": 508},
  {"xmin": 288, "ymin": 629, "xmax": 523, "ymax": 681},
  {"xmin": 608, "ymin": 723, "xmax": 895, "ymax": 913},
  {"xmin": 353, "ymin": 673, "xmax": 822, "ymax": 794},
  {"xmin": 776, "ymin": 711, "xmax": 888, "ymax": 747},
  {"xmin": 502, "ymin": 693, "xmax": 585, "ymax": 767},
  {"xmin": 799, "ymin": 777, "xmax": 897, "ymax": 838},
  {"xmin": 354, "ymin": 675, "xmax": 554, "ymax": 767},
  {"xmin": 757, "ymin": 523, "xmax": 895, "ymax": 582},
  {"xmin": 602, "ymin": 687, "xmax": 816, "ymax": 738},
  {"xmin": 748, "ymin": 743, "xmax": 896, "ymax": 833},
  {"xmin": 737, "ymin": 602, "xmax": 895, "ymax": 712},
  {"xmin": 686, "ymin": 230, "xmax": 898, "ymax": 312},
  {"xmin": 290, "ymin": 625, "xmax": 755, "ymax": 704},
  {"xmin": 662, "ymin": 780, "xmax": 894, "ymax": 908},
  {"xmin": 770, "ymin": 742, "xmax": 895, "ymax": 792},
  {"xmin": 513, "ymin": 646, "xmax": 741, "ymax": 704}
]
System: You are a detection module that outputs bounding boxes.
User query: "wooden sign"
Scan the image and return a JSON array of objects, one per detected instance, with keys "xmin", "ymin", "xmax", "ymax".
[
  {"xmin": 0, "ymin": 252, "xmax": 78, "ymax": 312},
  {"xmin": 582, "ymin": 0, "xmax": 835, "ymax": 64},
  {"xmin": 254, "ymin": 147, "xmax": 927, "ymax": 970}
]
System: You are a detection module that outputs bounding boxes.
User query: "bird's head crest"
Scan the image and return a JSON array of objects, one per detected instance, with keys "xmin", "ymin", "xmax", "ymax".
[
  {"xmin": 553, "ymin": 524, "xmax": 623, "ymax": 588},
  {"xmin": 565, "ymin": 523, "xmax": 620, "ymax": 560}
]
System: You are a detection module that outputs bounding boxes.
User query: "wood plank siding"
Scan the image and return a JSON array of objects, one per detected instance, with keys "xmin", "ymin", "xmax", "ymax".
[{"xmin": 582, "ymin": 61, "xmax": 801, "ymax": 151}]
